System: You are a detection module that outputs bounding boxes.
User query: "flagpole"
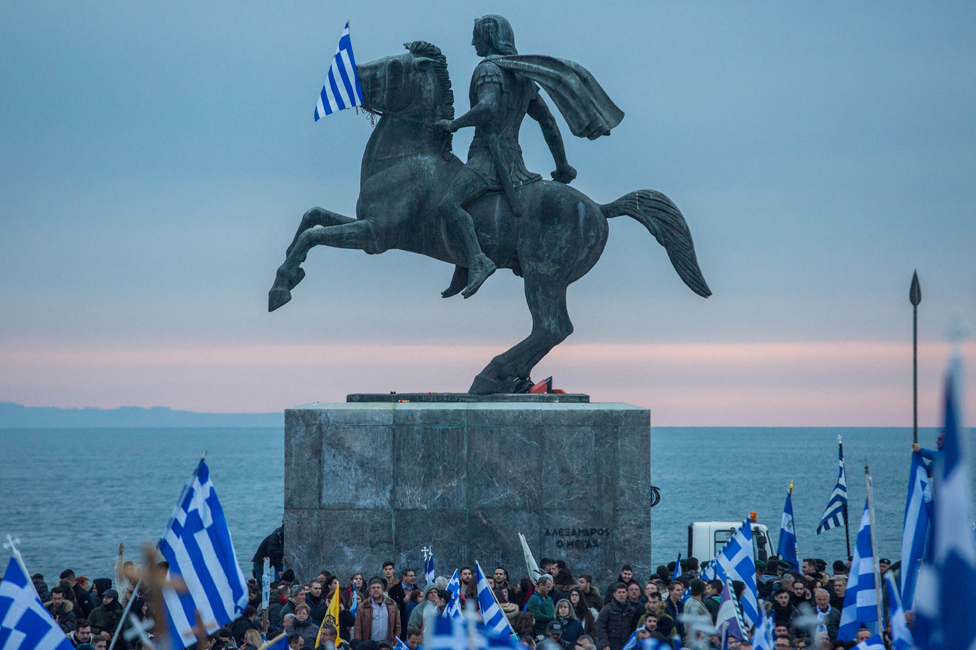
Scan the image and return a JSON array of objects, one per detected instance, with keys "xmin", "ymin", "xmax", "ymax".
[
  {"xmin": 840, "ymin": 436, "xmax": 851, "ymax": 561},
  {"xmin": 910, "ymin": 271, "xmax": 921, "ymax": 444},
  {"xmin": 864, "ymin": 464, "xmax": 885, "ymax": 633}
]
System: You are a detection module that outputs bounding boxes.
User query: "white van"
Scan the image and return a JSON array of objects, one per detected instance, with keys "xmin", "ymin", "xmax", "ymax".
[{"xmin": 688, "ymin": 515, "xmax": 774, "ymax": 564}]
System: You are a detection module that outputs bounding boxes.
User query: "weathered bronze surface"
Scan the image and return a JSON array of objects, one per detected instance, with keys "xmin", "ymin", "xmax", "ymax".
[{"xmin": 269, "ymin": 16, "xmax": 711, "ymax": 393}]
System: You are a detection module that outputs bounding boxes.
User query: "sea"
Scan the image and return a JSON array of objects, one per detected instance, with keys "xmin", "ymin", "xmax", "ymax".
[{"xmin": 0, "ymin": 425, "xmax": 965, "ymax": 583}]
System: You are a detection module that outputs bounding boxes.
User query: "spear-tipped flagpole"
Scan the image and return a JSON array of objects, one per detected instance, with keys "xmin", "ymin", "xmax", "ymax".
[{"xmin": 910, "ymin": 271, "xmax": 921, "ymax": 444}]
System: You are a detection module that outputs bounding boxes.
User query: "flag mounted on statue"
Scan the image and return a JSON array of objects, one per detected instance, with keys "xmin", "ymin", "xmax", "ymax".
[{"xmin": 315, "ymin": 22, "xmax": 364, "ymax": 120}]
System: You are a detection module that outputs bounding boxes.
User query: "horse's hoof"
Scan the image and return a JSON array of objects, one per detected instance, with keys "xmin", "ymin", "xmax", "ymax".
[
  {"xmin": 268, "ymin": 288, "xmax": 292, "ymax": 312},
  {"xmin": 273, "ymin": 265, "xmax": 306, "ymax": 291}
]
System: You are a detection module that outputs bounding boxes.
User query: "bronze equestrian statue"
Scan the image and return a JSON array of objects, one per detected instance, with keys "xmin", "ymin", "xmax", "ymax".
[{"xmin": 269, "ymin": 15, "xmax": 711, "ymax": 395}]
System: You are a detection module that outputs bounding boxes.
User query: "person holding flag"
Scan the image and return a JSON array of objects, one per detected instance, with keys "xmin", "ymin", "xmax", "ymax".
[
  {"xmin": 315, "ymin": 578, "xmax": 345, "ymax": 649},
  {"xmin": 914, "ymin": 341, "xmax": 976, "ymax": 650},
  {"xmin": 778, "ymin": 482, "xmax": 799, "ymax": 571}
]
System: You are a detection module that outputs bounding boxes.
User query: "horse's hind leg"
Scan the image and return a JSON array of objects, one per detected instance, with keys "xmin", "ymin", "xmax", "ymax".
[
  {"xmin": 468, "ymin": 274, "xmax": 574, "ymax": 394},
  {"xmin": 286, "ymin": 208, "xmax": 355, "ymax": 257},
  {"xmin": 269, "ymin": 220, "xmax": 376, "ymax": 312}
]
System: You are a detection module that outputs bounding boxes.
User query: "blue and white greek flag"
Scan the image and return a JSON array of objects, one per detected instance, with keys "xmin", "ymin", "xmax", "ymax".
[
  {"xmin": 638, "ymin": 640, "xmax": 673, "ymax": 650},
  {"xmin": 699, "ymin": 518, "xmax": 759, "ymax": 626},
  {"xmin": 716, "ymin": 579, "xmax": 746, "ymax": 649},
  {"xmin": 900, "ymin": 450, "xmax": 931, "ymax": 608},
  {"xmin": 778, "ymin": 488, "xmax": 799, "ymax": 570},
  {"xmin": 428, "ymin": 615, "xmax": 466, "ymax": 650},
  {"xmin": 750, "ymin": 605, "xmax": 775, "ymax": 650},
  {"xmin": 853, "ymin": 634, "xmax": 885, "ymax": 650},
  {"xmin": 475, "ymin": 562, "xmax": 513, "ymax": 635},
  {"xmin": 350, "ymin": 580, "xmax": 359, "ymax": 616},
  {"xmin": 885, "ymin": 574, "xmax": 915, "ymax": 650},
  {"xmin": 914, "ymin": 357, "xmax": 976, "ymax": 650},
  {"xmin": 427, "ymin": 615, "xmax": 522, "ymax": 650},
  {"xmin": 425, "ymin": 550, "xmax": 436, "ymax": 586},
  {"xmin": 0, "ymin": 554, "xmax": 75, "ymax": 650},
  {"xmin": 672, "ymin": 553, "xmax": 681, "ymax": 580},
  {"xmin": 396, "ymin": 638, "xmax": 411, "ymax": 650},
  {"xmin": 818, "ymin": 439, "xmax": 848, "ymax": 534},
  {"xmin": 263, "ymin": 633, "xmax": 290, "ymax": 650},
  {"xmin": 443, "ymin": 569, "xmax": 462, "ymax": 619},
  {"xmin": 159, "ymin": 460, "xmax": 248, "ymax": 648},
  {"xmin": 314, "ymin": 22, "xmax": 364, "ymax": 120},
  {"xmin": 837, "ymin": 500, "xmax": 878, "ymax": 641}
]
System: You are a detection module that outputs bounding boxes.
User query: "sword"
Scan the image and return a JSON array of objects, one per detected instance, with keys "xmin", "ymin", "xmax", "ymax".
[{"xmin": 487, "ymin": 134, "xmax": 522, "ymax": 219}]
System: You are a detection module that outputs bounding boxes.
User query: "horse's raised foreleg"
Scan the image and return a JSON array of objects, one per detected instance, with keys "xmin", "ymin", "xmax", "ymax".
[
  {"xmin": 468, "ymin": 274, "xmax": 574, "ymax": 394},
  {"xmin": 286, "ymin": 207, "xmax": 356, "ymax": 258},
  {"xmin": 268, "ymin": 220, "xmax": 376, "ymax": 312}
]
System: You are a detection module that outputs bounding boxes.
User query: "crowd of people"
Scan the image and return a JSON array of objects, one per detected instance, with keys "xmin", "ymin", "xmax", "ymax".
[{"xmin": 21, "ymin": 530, "xmax": 900, "ymax": 650}]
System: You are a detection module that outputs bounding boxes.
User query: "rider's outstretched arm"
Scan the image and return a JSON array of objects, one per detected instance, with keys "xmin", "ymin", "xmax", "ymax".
[
  {"xmin": 528, "ymin": 94, "xmax": 576, "ymax": 184},
  {"xmin": 445, "ymin": 84, "xmax": 501, "ymax": 131}
]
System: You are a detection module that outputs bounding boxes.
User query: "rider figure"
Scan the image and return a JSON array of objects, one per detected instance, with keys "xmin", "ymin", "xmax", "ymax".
[{"xmin": 436, "ymin": 15, "xmax": 577, "ymax": 298}]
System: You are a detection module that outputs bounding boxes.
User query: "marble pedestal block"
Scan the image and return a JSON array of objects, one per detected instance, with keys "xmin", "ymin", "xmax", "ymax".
[{"xmin": 284, "ymin": 401, "xmax": 651, "ymax": 584}]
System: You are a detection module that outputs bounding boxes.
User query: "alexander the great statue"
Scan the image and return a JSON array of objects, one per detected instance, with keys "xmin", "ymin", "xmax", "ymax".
[
  {"xmin": 435, "ymin": 14, "xmax": 624, "ymax": 299},
  {"xmin": 269, "ymin": 17, "xmax": 709, "ymax": 393}
]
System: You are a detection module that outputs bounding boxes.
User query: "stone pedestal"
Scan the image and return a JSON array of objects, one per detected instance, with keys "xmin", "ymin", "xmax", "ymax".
[{"xmin": 284, "ymin": 399, "xmax": 651, "ymax": 584}]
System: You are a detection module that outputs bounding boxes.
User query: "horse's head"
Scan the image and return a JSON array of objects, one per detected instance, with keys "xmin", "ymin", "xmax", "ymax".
[{"xmin": 358, "ymin": 41, "xmax": 454, "ymax": 139}]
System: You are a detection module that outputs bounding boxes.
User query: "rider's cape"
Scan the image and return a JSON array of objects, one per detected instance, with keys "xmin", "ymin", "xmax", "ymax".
[{"xmin": 488, "ymin": 55, "xmax": 624, "ymax": 140}]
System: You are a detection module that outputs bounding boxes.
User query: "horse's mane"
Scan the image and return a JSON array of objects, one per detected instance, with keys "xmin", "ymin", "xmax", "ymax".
[{"xmin": 405, "ymin": 41, "xmax": 455, "ymax": 153}]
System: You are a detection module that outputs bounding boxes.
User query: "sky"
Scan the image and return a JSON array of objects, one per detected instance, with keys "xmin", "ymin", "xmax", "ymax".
[{"xmin": 1, "ymin": 1, "xmax": 974, "ymax": 425}]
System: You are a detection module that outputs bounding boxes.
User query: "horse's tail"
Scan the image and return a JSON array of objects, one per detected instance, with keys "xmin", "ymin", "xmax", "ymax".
[{"xmin": 600, "ymin": 190, "xmax": 711, "ymax": 298}]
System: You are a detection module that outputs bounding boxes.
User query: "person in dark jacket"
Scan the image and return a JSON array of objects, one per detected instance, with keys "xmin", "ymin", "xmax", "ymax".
[
  {"xmin": 771, "ymin": 589, "xmax": 796, "ymax": 628},
  {"xmin": 291, "ymin": 604, "xmax": 319, "ymax": 648},
  {"xmin": 602, "ymin": 568, "xmax": 638, "ymax": 606},
  {"xmin": 553, "ymin": 599, "xmax": 583, "ymax": 646},
  {"xmin": 576, "ymin": 576, "xmax": 602, "ymax": 614},
  {"xmin": 88, "ymin": 589, "xmax": 123, "ymax": 636},
  {"xmin": 46, "ymin": 586, "xmax": 78, "ymax": 633},
  {"xmin": 279, "ymin": 585, "xmax": 307, "ymax": 625},
  {"xmin": 595, "ymin": 584, "xmax": 637, "ymax": 650},
  {"xmin": 757, "ymin": 559, "xmax": 780, "ymax": 600},
  {"xmin": 801, "ymin": 590, "xmax": 840, "ymax": 642},
  {"xmin": 231, "ymin": 606, "xmax": 262, "ymax": 644},
  {"xmin": 387, "ymin": 568, "xmax": 418, "ymax": 630},
  {"xmin": 268, "ymin": 584, "xmax": 289, "ymax": 629},
  {"xmin": 663, "ymin": 582, "xmax": 685, "ymax": 639},
  {"xmin": 569, "ymin": 588, "xmax": 596, "ymax": 636},
  {"xmin": 252, "ymin": 526, "xmax": 284, "ymax": 585},
  {"xmin": 33, "ymin": 574, "xmax": 52, "ymax": 604},
  {"xmin": 59, "ymin": 570, "xmax": 95, "ymax": 618}
]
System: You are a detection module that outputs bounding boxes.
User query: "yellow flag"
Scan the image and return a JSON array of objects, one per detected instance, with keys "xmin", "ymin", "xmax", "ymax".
[{"xmin": 315, "ymin": 587, "xmax": 344, "ymax": 648}]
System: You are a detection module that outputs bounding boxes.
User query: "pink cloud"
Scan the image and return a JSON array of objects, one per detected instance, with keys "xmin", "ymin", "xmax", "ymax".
[{"xmin": 1, "ymin": 339, "xmax": 973, "ymax": 426}]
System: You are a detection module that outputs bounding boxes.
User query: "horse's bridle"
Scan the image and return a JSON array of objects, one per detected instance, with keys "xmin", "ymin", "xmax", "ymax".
[{"xmin": 364, "ymin": 101, "xmax": 453, "ymax": 159}]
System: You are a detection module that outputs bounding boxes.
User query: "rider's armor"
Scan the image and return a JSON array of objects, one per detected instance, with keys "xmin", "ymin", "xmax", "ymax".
[{"xmin": 466, "ymin": 59, "xmax": 542, "ymax": 191}]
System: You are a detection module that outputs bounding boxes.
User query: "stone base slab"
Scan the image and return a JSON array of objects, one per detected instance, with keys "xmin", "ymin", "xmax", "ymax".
[{"xmin": 284, "ymin": 401, "xmax": 651, "ymax": 583}]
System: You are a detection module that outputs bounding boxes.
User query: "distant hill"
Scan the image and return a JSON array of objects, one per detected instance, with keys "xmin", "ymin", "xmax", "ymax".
[{"xmin": 0, "ymin": 402, "xmax": 283, "ymax": 428}]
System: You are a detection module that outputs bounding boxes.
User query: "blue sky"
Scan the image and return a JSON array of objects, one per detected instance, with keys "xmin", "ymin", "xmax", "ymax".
[{"xmin": 1, "ymin": 2, "xmax": 973, "ymax": 424}]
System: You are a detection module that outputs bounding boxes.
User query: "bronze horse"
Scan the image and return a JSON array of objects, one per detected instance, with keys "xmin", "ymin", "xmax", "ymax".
[{"xmin": 269, "ymin": 42, "xmax": 711, "ymax": 394}]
